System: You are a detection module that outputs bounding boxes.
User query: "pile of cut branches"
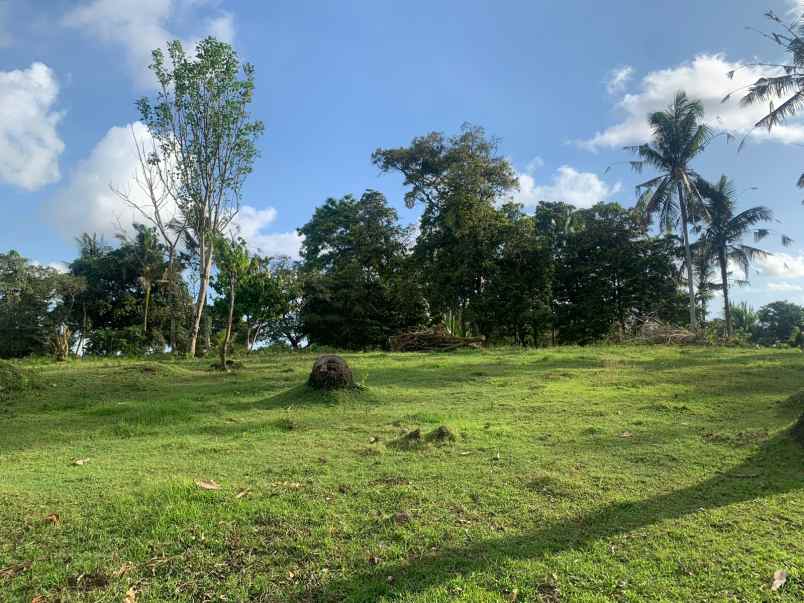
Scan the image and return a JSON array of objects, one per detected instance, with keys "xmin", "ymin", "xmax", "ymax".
[
  {"xmin": 633, "ymin": 319, "xmax": 701, "ymax": 345},
  {"xmin": 389, "ymin": 324, "xmax": 484, "ymax": 352}
]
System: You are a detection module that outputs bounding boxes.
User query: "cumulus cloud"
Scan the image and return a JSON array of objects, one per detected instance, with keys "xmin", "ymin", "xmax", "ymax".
[
  {"xmin": 31, "ymin": 260, "xmax": 70, "ymax": 274},
  {"xmin": 230, "ymin": 205, "xmax": 303, "ymax": 259},
  {"xmin": 582, "ymin": 54, "xmax": 804, "ymax": 150},
  {"xmin": 63, "ymin": 0, "xmax": 235, "ymax": 88},
  {"xmin": 0, "ymin": 63, "xmax": 64, "ymax": 191},
  {"xmin": 755, "ymin": 252, "xmax": 804, "ymax": 278},
  {"xmin": 47, "ymin": 122, "xmax": 166, "ymax": 239},
  {"xmin": 513, "ymin": 162, "xmax": 622, "ymax": 208},
  {"xmin": 768, "ymin": 281, "xmax": 804, "ymax": 292},
  {"xmin": 606, "ymin": 65, "xmax": 633, "ymax": 95}
]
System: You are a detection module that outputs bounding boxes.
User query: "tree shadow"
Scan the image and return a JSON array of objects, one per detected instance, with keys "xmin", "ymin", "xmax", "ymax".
[{"xmin": 307, "ymin": 422, "xmax": 804, "ymax": 602}]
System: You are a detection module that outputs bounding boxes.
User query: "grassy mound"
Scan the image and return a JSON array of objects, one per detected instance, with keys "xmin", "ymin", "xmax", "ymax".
[{"xmin": 0, "ymin": 360, "xmax": 36, "ymax": 399}]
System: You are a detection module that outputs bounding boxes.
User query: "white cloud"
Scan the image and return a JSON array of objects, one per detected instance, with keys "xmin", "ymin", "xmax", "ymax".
[
  {"xmin": 0, "ymin": 63, "xmax": 64, "ymax": 191},
  {"xmin": 756, "ymin": 252, "xmax": 804, "ymax": 277},
  {"xmin": 786, "ymin": 1, "xmax": 802, "ymax": 18},
  {"xmin": 47, "ymin": 122, "xmax": 167, "ymax": 239},
  {"xmin": 31, "ymin": 260, "xmax": 70, "ymax": 274},
  {"xmin": 230, "ymin": 205, "xmax": 303, "ymax": 259},
  {"xmin": 63, "ymin": 0, "xmax": 235, "ymax": 88},
  {"xmin": 513, "ymin": 163, "xmax": 622, "ymax": 208},
  {"xmin": 582, "ymin": 54, "xmax": 804, "ymax": 150},
  {"xmin": 768, "ymin": 281, "xmax": 804, "ymax": 292},
  {"xmin": 606, "ymin": 65, "xmax": 633, "ymax": 95}
]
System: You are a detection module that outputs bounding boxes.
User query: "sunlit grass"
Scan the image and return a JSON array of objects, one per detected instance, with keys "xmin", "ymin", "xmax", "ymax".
[{"xmin": 1, "ymin": 346, "xmax": 802, "ymax": 601}]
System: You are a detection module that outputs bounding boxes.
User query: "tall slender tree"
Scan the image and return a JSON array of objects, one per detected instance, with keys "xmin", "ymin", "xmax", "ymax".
[
  {"xmin": 695, "ymin": 176, "xmax": 782, "ymax": 337},
  {"xmin": 137, "ymin": 37, "xmax": 263, "ymax": 356},
  {"xmin": 629, "ymin": 91, "xmax": 713, "ymax": 330}
]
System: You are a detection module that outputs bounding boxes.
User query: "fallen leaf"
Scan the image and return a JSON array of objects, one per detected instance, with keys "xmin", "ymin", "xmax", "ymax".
[
  {"xmin": 112, "ymin": 562, "xmax": 134, "ymax": 578},
  {"xmin": 619, "ymin": 432, "xmax": 633, "ymax": 438},
  {"xmin": 123, "ymin": 586, "xmax": 137, "ymax": 603},
  {"xmin": 72, "ymin": 458, "xmax": 89, "ymax": 466},
  {"xmin": 386, "ymin": 575, "xmax": 395, "ymax": 583},
  {"xmin": 369, "ymin": 436, "xmax": 378, "ymax": 443},
  {"xmin": 31, "ymin": 596, "xmax": 47, "ymax": 603},
  {"xmin": 771, "ymin": 569, "xmax": 787, "ymax": 591},
  {"xmin": 369, "ymin": 555, "xmax": 382, "ymax": 566},
  {"xmin": 0, "ymin": 561, "xmax": 30, "ymax": 579},
  {"xmin": 459, "ymin": 451, "xmax": 472, "ymax": 456},
  {"xmin": 195, "ymin": 479, "xmax": 221, "ymax": 491},
  {"xmin": 44, "ymin": 513, "xmax": 60, "ymax": 525},
  {"xmin": 508, "ymin": 588, "xmax": 519, "ymax": 602},
  {"xmin": 235, "ymin": 489, "xmax": 250, "ymax": 499}
]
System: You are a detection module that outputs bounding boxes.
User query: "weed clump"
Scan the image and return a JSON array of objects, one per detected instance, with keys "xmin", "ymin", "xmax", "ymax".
[{"xmin": 389, "ymin": 425, "xmax": 455, "ymax": 450}]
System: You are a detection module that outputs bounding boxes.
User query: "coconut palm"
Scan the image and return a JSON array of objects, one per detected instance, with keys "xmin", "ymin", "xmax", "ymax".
[
  {"xmin": 629, "ymin": 91, "xmax": 714, "ymax": 330},
  {"xmin": 695, "ymin": 175, "xmax": 782, "ymax": 337},
  {"xmin": 740, "ymin": 9, "xmax": 804, "ymax": 188}
]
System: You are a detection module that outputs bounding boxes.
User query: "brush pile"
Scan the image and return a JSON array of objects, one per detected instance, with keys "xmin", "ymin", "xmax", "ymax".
[
  {"xmin": 632, "ymin": 319, "xmax": 700, "ymax": 345},
  {"xmin": 389, "ymin": 324, "xmax": 484, "ymax": 352}
]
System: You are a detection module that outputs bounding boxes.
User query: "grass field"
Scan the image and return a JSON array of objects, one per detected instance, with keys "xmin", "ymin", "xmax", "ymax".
[{"xmin": 1, "ymin": 346, "xmax": 802, "ymax": 602}]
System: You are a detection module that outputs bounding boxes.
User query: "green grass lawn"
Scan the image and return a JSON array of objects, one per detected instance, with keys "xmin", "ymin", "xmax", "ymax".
[{"xmin": 1, "ymin": 346, "xmax": 802, "ymax": 602}]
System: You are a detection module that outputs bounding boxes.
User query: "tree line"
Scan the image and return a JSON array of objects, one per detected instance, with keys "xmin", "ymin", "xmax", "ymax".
[{"xmin": 2, "ymin": 8, "xmax": 803, "ymax": 359}]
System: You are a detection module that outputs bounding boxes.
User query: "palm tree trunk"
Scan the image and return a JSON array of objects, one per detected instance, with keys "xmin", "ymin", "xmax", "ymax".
[
  {"xmin": 719, "ymin": 249, "xmax": 732, "ymax": 338},
  {"xmin": 677, "ymin": 182, "xmax": 698, "ymax": 331}
]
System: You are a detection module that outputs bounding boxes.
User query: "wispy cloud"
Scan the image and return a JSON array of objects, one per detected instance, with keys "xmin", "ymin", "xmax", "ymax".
[{"xmin": 63, "ymin": 0, "xmax": 235, "ymax": 88}]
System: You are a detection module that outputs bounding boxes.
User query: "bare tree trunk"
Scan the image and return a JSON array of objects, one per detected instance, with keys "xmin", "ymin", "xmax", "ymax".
[
  {"xmin": 188, "ymin": 250, "xmax": 214, "ymax": 356},
  {"xmin": 719, "ymin": 249, "xmax": 732, "ymax": 338},
  {"xmin": 677, "ymin": 182, "xmax": 698, "ymax": 331},
  {"xmin": 220, "ymin": 278, "xmax": 236, "ymax": 369},
  {"xmin": 143, "ymin": 284, "xmax": 151, "ymax": 334}
]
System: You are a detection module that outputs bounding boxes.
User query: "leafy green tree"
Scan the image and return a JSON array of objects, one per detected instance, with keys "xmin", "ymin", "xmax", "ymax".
[
  {"xmin": 372, "ymin": 125, "xmax": 518, "ymax": 333},
  {"xmin": 731, "ymin": 301, "xmax": 759, "ymax": 336},
  {"xmin": 694, "ymin": 176, "xmax": 778, "ymax": 337},
  {"xmin": 263, "ymin": 259, "xmax": 305, "ymax": 350},
  {"xmin": 137, "ymin": 37, "xmax": 264, "ymax": 356},
  {"xmin": 630, "ymin": 92, "xmax": 714, "ymax": 331},
  {"xmin": 0, "ymin": 251, "xmax": 83, "ymax": 358},
  {"xmin": 754, "ymin": 301, "xmax": 804, "ymax": 345},
  {"xmin": 554, "ymin": 204, "xmax": 686, "ymax": 344},
  {"xmin": 299, "ymin": 191, "xmax": 426, "ymax": 349},
  {"xmin": 740, "ymin": 8, "xmax": 804, "ymax": 188},
  {"xmin": 469, "ymin": 203, "xmax": 553, "ymax": 344},
  {"xmin": 212, "ymin": 236, "xmax": 251, "ymax": 367},
  {"xmin": 70, "ymin": 227, "xmax": 191, "ymax": 355}
]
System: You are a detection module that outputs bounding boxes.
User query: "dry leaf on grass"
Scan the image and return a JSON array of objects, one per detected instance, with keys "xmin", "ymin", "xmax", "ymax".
[
  {"xmin": 195, "ymin": 479, "xmax": 221, "ymax": 491},
  {"xmin": 235, "ymin": 489, "xmax": 250, "ymax": 499},
  {"xmin": 31, "ymin": 597, "xmax": 47, "ymax": 603},
  {"xmin": 72, "ymin": 458, "xmax": 89, "ymax": 466},
  {"xmin": 44, "ymin": 513, "xmax": 60, "ymax": 525},
  {"xmin": 771, "ymin": 569, "xmax": 787, "ymax": 591},
  {"xmin": 112, "ymin": 563, "xmax": 135, "ymax": 578},
  {"xmin": 123, "ymin": 586, "xmax": 138, "ymax": 603},
  {"xmin": 0, "ymin": 561, "xmax": 30, "ymax": 579},
  {"xmin": 619, "ymin": 432, "xmax": 633, "ymax": 438},
  {"xmin": 508, "ymin": 588, "xmax": 519, "ymax": 602}
]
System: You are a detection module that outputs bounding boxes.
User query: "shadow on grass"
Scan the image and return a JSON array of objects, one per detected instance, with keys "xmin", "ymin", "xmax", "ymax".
[{"xmin": 306, "ymin": 422, "xmax": 804, "ymax": 602}]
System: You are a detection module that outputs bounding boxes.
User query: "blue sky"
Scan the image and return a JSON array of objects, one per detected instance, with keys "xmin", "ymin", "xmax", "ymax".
[{"xmin": 1, "ymin": 0, "xmax": 803, "ymax": 311}]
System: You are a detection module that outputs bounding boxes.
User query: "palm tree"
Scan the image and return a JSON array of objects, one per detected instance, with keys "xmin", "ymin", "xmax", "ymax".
[
  {"xmin": 629, "ymin": 91, "xmax": 714, "ymax": 330},
  {"xmin": 739, "ymin": 9, "xmax": 804, "ymax": 188},
  {"xmin": 695, "ymin": 176, "xmax": 778, "ymax": 337}
]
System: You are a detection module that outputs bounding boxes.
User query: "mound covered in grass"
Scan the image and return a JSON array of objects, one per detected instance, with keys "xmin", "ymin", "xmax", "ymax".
[
  {"xmin": 0, "ymin": 360, "xmax": 36, "ymax": 399},
  {"xmin": 0, "ymin": 347, "xmax": 802, "ymax": 602}
]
